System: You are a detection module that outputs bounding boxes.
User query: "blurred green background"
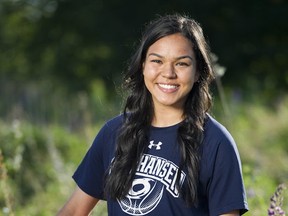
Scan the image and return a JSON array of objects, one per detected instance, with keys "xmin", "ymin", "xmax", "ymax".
[{"xmin": 0, "ymin": 0, "xmax": 287, "ymax": 215}]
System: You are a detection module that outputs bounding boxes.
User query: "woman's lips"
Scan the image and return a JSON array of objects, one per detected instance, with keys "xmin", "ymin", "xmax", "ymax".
[{"xmin": 157, "ymin": 83, "xmax": 179, "ymax": 92}]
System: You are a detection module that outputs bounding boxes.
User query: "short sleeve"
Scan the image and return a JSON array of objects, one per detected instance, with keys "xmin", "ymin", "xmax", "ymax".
[
  {"xmin": 208, "ymin": 138, "xmax": 248, "ymax": 215},
  {"xmin": 201, "ymin": 116, "xmax": 249, "ymax": 215},
  {"xmin": 72, "ymin": 125, "xmax": 107, "ymax": 199}
]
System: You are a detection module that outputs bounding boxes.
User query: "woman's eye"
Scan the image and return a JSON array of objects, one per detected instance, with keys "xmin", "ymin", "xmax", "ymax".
[
  {"xmin": 176, "ymin": 62, "xmax": 189, "ymax": 66},
  {"xmin": 151, "ymin": 59, "xmax": 162, "ymax": 64}
]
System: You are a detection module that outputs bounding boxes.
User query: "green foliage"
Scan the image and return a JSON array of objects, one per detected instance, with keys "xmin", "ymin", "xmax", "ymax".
[
  {"xmin": 0, "ymin": 79, "xmax": 119, "ymax": 129},
  {"xmin": 0, "ymin": 119, "xmax": 92, "ymax": 214},
  {"xmin": 0, "ymin": 0, "xmax": 287, "ymax": 98},
  {"xmin": 0, "ymin": 93, "xmax": 287, "ymax": 215},
  {"xmin": 212, "ymin": 96, "xmax": 288, "ymax": 215}
]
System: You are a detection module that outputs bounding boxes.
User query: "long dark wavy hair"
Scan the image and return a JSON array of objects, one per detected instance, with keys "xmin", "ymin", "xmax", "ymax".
[{"xmin": 104, "ymin": 14, "xmax": 215, "ymax": 206}]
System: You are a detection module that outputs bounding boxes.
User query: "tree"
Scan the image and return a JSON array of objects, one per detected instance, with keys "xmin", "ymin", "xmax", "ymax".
[{"xmin": 0, "ymin": 0, "xmax": 287, "ymax": 100}]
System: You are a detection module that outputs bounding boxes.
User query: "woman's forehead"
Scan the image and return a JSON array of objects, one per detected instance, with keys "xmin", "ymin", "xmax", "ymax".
[{"xmin": 146, "ymin": 33, "xmax": 195, "ymax": 59}]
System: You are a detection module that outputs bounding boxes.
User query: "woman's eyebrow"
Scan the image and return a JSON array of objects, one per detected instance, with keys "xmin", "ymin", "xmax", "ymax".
[
  {"xmin": 176, "ymin": 55, "xmax": 193, "ymax": 61},
  {"xmin": 148, "ymin": 53, "xmax": 163, "ymax": 58},
  {"xmin": 148, "ymin": 53, "xmax": 193, "ymax": 60}
]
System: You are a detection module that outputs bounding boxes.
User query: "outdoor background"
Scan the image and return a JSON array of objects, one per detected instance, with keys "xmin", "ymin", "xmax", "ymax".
[{"xmin": 0, "ymin": 0, "xmax": 287, "ymax": 215}]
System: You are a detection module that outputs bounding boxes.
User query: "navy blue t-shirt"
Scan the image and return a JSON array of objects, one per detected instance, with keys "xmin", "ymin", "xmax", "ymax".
[{"xmin": 73, "ymin": 114, "xmax": 248, "ymax": 215}]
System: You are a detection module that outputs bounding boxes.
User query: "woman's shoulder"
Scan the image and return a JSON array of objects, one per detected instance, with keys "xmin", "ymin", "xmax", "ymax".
[
  {"xmin": 202, "ymin": 113, "xmax": 239, "ymax": 156},
  {"xmin": 101, "ymin": 113, "xmax": 124, "ymax": 133},
  {"xmin": 204, "ymin": 113, "xmax": 234, "ymax": 142},
  {"xmin": 91, "ymin": 114, "xmax": 124, "ymax": 147},
  {"xmin": 201, "ymin": 114, "xmax": 241, "ymax": 169}
]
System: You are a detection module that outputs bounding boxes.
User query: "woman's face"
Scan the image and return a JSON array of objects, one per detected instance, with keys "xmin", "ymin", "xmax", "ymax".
[{"xmin": 143, "ymin": 33, "xmax": 198, "ymax": 111}]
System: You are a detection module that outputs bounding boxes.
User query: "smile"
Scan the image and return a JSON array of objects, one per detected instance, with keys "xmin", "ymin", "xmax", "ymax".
[{"xmin": 158, "ymin": 83, "xmax": 179, "ymax": 90}]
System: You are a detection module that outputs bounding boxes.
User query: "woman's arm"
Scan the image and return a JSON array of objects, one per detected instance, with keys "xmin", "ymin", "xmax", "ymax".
[
  {"xmin": 220, "ymin": 210, "xmax": 240, "ymax": 216},
  {"xmin": 57, "ymin": 186, "xmax": 99, "ymax": 216}
]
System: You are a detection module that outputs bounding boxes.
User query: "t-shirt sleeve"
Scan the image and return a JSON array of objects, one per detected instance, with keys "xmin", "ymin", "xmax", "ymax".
[
  {"xmin": 203, "ymin": 120, "xmax": 249, "ymax": 215},
  {"xmin": 72, "ymin": 125, "xmax": 107, "ymax": 200}
]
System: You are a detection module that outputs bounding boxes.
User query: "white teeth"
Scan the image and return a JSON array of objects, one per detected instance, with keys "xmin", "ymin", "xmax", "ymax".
[{"xmin": 158, "ymin": 84, "xmax": 178, "ymax": 89}]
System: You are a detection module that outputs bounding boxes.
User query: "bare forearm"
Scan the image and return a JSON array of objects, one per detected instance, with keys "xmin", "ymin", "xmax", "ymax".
[
  {"xmin": 57, "ymin": 187, "xmax": 98, "ymax": 216},
  {"xmin": 220, "ymin": 210, "xmax": 240, "ymax": 216}
]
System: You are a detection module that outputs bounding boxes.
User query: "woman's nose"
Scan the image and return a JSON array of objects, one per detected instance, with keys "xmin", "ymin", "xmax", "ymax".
[{"xmin": 161, "ymin": 63, "xmax": 176, "ymax": 78}]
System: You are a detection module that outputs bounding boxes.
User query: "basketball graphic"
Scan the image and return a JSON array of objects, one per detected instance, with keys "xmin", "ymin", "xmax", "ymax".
[{"xmin": 118, "ymin": 177, "xmax": 164, "ymax": 215}]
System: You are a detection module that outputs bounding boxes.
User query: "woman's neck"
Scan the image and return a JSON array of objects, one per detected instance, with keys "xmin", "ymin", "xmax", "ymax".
[{"xmin": 152, "ymin": 106, "xmax": 184, "ymax": 127}]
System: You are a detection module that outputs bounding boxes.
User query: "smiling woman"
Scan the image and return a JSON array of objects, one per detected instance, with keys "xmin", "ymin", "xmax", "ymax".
[
  {"xmin": 143, "ymin": 33, "xmax": 198, "ymax": 126},
  {"xmin": 57, "ymin": 14, "xmax": 249, "ymax": 216}
]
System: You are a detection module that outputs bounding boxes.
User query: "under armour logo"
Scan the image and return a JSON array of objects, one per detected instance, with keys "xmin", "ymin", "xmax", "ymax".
[{"xmin": 148, "ymin": 140, "xmax": 162, "ymax": 150}]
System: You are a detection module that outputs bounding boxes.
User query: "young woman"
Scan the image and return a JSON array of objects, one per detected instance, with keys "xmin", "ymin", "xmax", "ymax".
[{"xmin": 57, "ymin": 14, "xmax": 248, "ymax": 216}]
